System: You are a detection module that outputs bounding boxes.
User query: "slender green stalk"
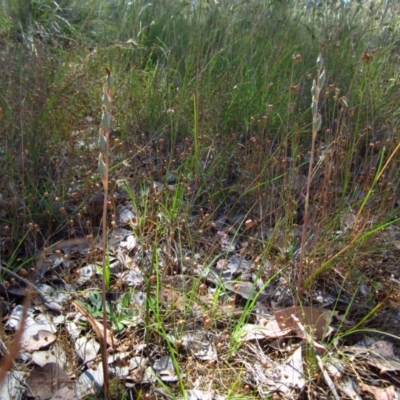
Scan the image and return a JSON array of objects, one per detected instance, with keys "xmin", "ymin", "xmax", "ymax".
[
  {"xmin": 299, "ymin": 141, "xmax": 400, "ymax": 297},
  {"xmin": 300, "ymin": 217, "xmax": 400, "ymax": 296},
  {"xmin": 353, "ymin": 140, "xmax": 400, "ymax": 232},
  {"xmin": 336, "ymin": 302, "xmax": 384, "ymax": 339},
  {"xmin": 192, "ymin": 74, "xmax": 200, "ymax": 178}
]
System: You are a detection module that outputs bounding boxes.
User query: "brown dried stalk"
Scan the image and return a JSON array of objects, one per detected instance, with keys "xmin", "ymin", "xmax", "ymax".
[
  {"xmin": 98, "ymin": 67, "xmax": 113, "ymax": 399},
  {"xmin": 297, "ymin": 54, "xmax": 325, "ymax": 302}
]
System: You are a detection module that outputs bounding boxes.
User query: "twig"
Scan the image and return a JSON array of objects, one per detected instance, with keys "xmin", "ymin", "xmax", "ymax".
[
  {"xmin": 98, "ymin": 67, "xmax": 113, "ymax": 399},
  {"xmin": 316, "ymin": 355, "xmax": 340, "ymax": 400},
  {"xmin": 71, "ymin": 300, "xmax": 114, "ymax": 348}
]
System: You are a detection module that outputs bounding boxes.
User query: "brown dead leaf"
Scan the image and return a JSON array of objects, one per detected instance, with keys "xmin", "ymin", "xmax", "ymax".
[
  {"xmin": 160, "ymin": 286, "xmax": 186, "ymax": 311},
  {"xmin": 346, "ymin": 340, "xmax": 400, "ymax": 373},
  {"xmin": 224, "ymin": 281, "xmax": 257, "ymax": 300},
  {"xmin": 159, "ymin": 277, "xmax": 196, "ymax": 311},
  {"xmin": 25, "ymin": 363, "xmax": 72, "ymax": 399},
  {"xmin": 359, "ymin": 383, "xmax": 396, "ymax": 400},
  {"xmin": 368, "ymin": 340, "xmax": 400, "ymax": 373},
  {"xmin": 274, "ymin": 306, "xmax": 329, "ymax": 340}
]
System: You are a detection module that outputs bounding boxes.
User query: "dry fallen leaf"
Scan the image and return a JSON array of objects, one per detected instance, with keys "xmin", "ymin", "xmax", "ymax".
[
  {"xmin": 338, "ymin": 379, "xmax": 362, "ymax": 400},
  {"xmin": 359, "ymin": 383, "xmax": 396, "ymax": 400},
  {"xmin": 20, "ymin": 329, "xmax": 56, "ymax": 352},
  {"xmin": 152, "ymin": 355, "xmax": 178, "ymax": 382},
  {"xmin": 74, "ymin": 361, "xmax": 104, "ymax": 398},
  {"xmin": 160, "ymin": 285, "xmax": 186, "ymax": 311},
  {"xmin": 167, "ymin": 330, "xmax": 217, "ymax": 361},
  {"xmin": 345, "ymin": 340, "xmax": 400, "ymax": 373},
  {"xmin": 224, "ymin": 281, "xmax": 258, "ymax": 300},
  {"xmin": 368, "ymin": 340, "xmax": 400, "ymax": 372},
  {"xmin": 0, "ymin": 371, "xmax": 25, "ymax": 400},
  {"xmin": 32, "ymin": 344, "xmax": 67, "ymax": 368},
  {"xmin": 74, "ymin": 336, "xmax": 100, "ymax": 365},
  {"xmin": 274, "ymin": 306, "xmax": 329, "ymax": 340},
  {"xmin": 272, "ymin": 346, "xmax": 305, "ymax": 393},
  {"xmin": 238, "ymin": 319, "xmax": 291, "ymax": 342},
  {"xmin": 25, "ymin": 363, "xmax": 72, "ymax": 399}
]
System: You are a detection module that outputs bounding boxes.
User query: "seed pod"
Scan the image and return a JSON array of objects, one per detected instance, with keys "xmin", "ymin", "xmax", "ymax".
[
  {"xmin": 319, "ymin": 69, "xmax": 326, "ymax": 87},
  {"xmin": 102, "ymin": 110, "xmax": 110, "ymax": 130},
  {"xmin": 102, "ymin": 92, "xmax": 111, "ymax": 112},
  {"xmin": 311, "ymin": 80, "xmax": 317, "ymax": 96},
  {"xmin": 316, "ymin": 54, "xmax": 323, "ymax": 70},
  {"xmin": 311, "ymin": 101, "xmax": 318, "ymax": 115},
  {"xmin": 99, "ymin": 134, "xmax": 107, "ymax": 155},
  {"xmin": 313, "ymin": 114, "xmax": 322, "ymax": 132},
  {"xmin": 98, "ymin": 154, "xmax": 107, "ymax": 179}
]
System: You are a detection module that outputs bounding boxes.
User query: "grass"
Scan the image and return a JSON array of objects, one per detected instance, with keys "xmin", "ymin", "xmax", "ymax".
[{"xmin": 1, "ymin": 0, "xmax": 400, "ymax": 398}]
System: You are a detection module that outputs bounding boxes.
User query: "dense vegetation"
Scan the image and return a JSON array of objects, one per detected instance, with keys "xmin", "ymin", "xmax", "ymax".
[{"xmin": 1, "ymin": 0, "xmax": 400, "ymax": 399}]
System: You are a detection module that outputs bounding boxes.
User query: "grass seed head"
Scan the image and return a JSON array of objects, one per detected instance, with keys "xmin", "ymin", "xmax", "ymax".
[{"xmin": 292, "ymin": 53, "xmax": 302, "ymax": 63}]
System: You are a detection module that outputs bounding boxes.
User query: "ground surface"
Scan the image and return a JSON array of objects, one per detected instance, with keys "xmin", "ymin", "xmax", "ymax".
[{"xmin": 1, "ymin": 137, "xmax": 400, "ymax": 400}]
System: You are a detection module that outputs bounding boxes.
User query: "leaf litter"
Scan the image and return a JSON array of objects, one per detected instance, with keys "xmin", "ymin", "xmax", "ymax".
[{"xmin": 1, "ymin": 185, "xmax": 400, "ymax": 399}]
